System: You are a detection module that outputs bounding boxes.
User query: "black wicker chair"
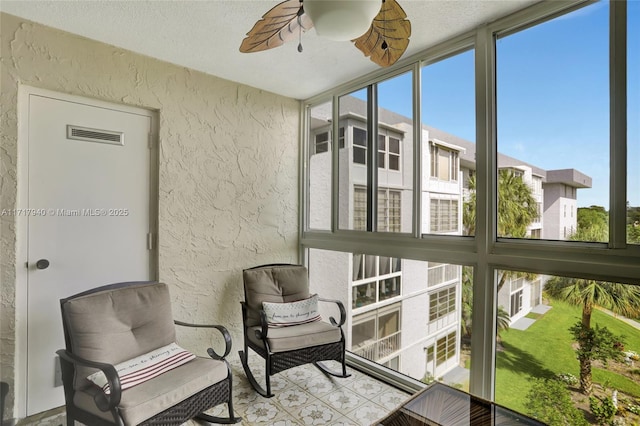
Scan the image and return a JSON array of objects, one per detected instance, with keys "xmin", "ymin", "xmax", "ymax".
[
  {"xmin": 239, "ymin": 264, "xmax": 350, "ymax": 398},
  {"xmin": 57, "ymin": 281, "xmax": 241, "ymax": 426}
]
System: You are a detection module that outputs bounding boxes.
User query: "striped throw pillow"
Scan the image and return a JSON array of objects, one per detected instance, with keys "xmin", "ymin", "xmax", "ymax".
[
  {"xmin": 262, "ymin": 294, "xmax": 321, "ymax": 327},
  {"xmin": 86, "ymin": 342, "xmax": 195, "ymax": 394}
]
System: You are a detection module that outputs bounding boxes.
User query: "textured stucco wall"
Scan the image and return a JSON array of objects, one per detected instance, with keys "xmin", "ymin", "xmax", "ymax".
[{"xmin": 0, "ymin": 13, "xmax": 300, "ymax": 421}]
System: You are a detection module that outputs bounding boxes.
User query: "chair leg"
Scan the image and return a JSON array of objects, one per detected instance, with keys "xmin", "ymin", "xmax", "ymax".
[
  {"xmin": 238, "ymin": 349, "xmax": 274, "ymax": 398},
  {"xmin": 195, "ymin": 364, "xmax": 242, "ymax": 424},
  {"xmin": 197, "ymin": 412, "xmax": 242, "ymax": 424},
  {"xmin": 313, "ymin": 361, "xmax": 351, "ymax": 378}
]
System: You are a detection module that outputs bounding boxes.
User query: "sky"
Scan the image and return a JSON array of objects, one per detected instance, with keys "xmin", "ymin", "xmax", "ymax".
[{"xmin": 369, "ymin": 1, "xmax": 639, "ymax": 209}]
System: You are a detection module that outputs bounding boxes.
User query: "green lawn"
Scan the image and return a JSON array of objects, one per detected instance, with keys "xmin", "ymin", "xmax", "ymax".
[{"xmin": 495, "ymin": 300, "xmax": 640, "ymax": 414}]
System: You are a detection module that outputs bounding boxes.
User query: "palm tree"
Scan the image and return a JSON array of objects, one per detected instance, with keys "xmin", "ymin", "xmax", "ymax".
[
  {"xmin": 460, "ymin": 266, "xmax": 473, "ymax": 338},
  {"xmin": 545, "ymin": 217, "xmax": 640, "ymax": 394},
  {"xmin": 497, "ymin": 170, "xmax": 539, "ymax": 239},
  {"xmin": 464, "ymin": 170, "xmax": 539, "ymax": 294},
  {"xmin": 496, "ymin": 306, "xmax": 511, "ymax": 344},
  {"xmin": 464, "ymin": 170, "xmax": 538, "ymax": 239},
  {"xmin": 545, "ymin": 277, "xmax": 640, "ymax": 394},
  {"xmin": 460, "ymin": 266, "xmax": 511, "ymax": 342}
]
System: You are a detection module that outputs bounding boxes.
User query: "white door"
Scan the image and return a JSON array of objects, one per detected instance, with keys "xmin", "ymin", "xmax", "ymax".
[{"xmin": 25, "ymin": 93, "xmax": 155, "ymax": 415}]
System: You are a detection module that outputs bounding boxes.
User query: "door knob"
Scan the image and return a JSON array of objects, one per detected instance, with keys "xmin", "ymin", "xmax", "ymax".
[{"xmin": 36, "ymin": 259, "xmax": 50, "ymax": 270}]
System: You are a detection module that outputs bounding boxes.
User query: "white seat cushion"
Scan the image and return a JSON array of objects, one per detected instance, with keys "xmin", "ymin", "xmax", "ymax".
[
  {"xmin": 248, "ymin": 320, "xmax": 341, "ymax": 353},
  {"xmin": 75, "ymin": 357, "xmax": 228, "ymax": 426}
]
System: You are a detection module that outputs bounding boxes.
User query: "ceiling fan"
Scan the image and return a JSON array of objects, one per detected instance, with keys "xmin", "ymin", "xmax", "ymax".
[{"xmin": 240, "ymin": 0, "xmax": 411, "ymax": 67}]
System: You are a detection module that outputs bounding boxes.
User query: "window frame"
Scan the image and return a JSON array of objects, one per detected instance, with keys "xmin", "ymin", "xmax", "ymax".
[
  {"xmin": 429, "ymin": 198, "xmax": 459, "ymax": 233},
  {"xmin": 313, "ymin": 131, "xmax": 330, "ymax": 154},
  {"xmin": 378, "ymin": 132, "xmax": 402, "ymax": 172},
  {"xmin": 352, "ymin": 253, "xmax": 402, "ymax": 311},
  {"xmin": 430, "ymin": 143, "xmax": 460, "ymax": 182},
  {"xmin": 301, "ymin": 0, "xmax": 639, "ymax": 401},
  {"xmin": 428, "ymin": 285, "xmax": 457, "ymax": 322},
  {"xmin": 378, "ymin": 187, "xmax": 402, "ymax": 232},
  {"xmin": 352, "ymin": 126, "xmax": 367, "ymax": 165}
]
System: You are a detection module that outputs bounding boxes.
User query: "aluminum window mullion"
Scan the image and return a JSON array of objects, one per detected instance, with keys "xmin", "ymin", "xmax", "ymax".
[
  {"xmin": 469, "ymin": 23, "xmax": 497, "ymax": 401},
  {"xmin": 331, "ymin": 94, "xmax": 340, "ymax": 233},
  {"xmin": 367, "ymin": 85, "xmax": 379, "ymax": 232},
  {"xmin": 610, "ymin": 0, "xmax": 627, "ymax": 249},
  {"xmin": 413, "ymin": 62, "xmax": 423, "ymax": 237}
]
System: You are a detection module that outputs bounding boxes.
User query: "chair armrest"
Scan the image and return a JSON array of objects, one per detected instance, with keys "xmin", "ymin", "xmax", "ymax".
[
  {"xmin": 240, "ymin": 301, "xmax": 269, "ymax": 340},
  {"xmin": 174, "ymin": 320, "xmax": 232, "ymax": 360},
  {"xmin": 55, "ymin": 349, "xmax": 121, "ymax": 411},
  {"xmin": 318, "ymin": 297, "xmax": 347, "ymax": 327}
]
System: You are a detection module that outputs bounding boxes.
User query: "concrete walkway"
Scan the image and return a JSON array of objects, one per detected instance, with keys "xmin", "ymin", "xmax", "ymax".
[
  {"xmin": 597, "ymin": 307, "xmax": 640, "ymax": 330},
  {"xmin": 510, "ymin": 304, "xmax": 552, "ymax": 331},
  {"xmin": 442, "ymin": 365, "xmax": 470, "ymax": 387}
]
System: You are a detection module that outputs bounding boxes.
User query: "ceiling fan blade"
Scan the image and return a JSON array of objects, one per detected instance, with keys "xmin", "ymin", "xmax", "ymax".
[
  {"xmin": 352, "ymin": 0, "xmax": 411, "ymax": 67},
  {"xmin": 240, "ymin": 0, "xmax": 313, "ymax": 53}
]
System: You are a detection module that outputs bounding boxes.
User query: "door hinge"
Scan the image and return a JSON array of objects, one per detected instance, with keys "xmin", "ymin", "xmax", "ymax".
[
  {"xmin": 148, "ymin": 133, "xmax": 156, "ymax": 149},
  {"xmin": 147, "ymin": 232, "xmax": 156, "ymax": 250}
]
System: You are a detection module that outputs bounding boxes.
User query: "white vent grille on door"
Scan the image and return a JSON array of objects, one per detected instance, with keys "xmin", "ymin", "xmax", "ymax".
[{"xmin": 67, "ymin": 125, "xmax": 124, "ymax": 146}]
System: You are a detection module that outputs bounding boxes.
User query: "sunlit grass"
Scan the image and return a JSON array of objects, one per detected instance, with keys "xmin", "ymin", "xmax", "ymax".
[{"xmin": 495, "ymin": 299, "xmax": 640, "ymax": 414}]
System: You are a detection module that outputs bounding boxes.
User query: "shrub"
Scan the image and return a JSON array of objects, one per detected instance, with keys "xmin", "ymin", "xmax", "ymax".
[
  {"xmin": 590, "ymin": 395, "xmax": 617, "ymax": 425},
  {"xmin": 525, "ymin": 378, "xmax": 588, "ymax": 426}
]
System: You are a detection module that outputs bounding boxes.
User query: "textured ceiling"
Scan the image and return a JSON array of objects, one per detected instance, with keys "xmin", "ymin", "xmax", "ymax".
[{"xmin": 1, "ymin": 0, "xmax": 538, "ymax": 99}]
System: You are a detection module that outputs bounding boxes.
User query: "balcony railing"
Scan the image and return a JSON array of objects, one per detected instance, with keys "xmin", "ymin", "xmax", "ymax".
[{"xmin": 352, "ymin": 331, "xmax": 401, "ymax": 361}]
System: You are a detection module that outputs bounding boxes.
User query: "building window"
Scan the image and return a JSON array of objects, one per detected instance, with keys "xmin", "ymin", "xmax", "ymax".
[
  {"xmin": 510, "ymin": 289, "xmax": 523, "ymax": 317},
  {"xmin": 354, "ymin": 128, "xmax": 401, "ymax": 171},
  {"xmin": 354, "ymin": 186, "xmax": 401, "ymax": 232},
  {"xmin": 510, "ymin": 277, "xmax": 524, "ymax": 292},
  {"xmin": 338, "ymin": 127, "xmax": 345, "ymax": 149},
  {"xmin": 430, "ymin": 198, "xmax": 459, "ymax": 233},
  {"xmin": 532, "ymin": 176, "xmax": 543, "ymax": 195},
  {"xmin": 351, "ymin": 304, "xmax": 401, "ymax": 362},
  {"xmin": 352, "ymin": 254, "xmax": 401, "ymax": 308},
  {"xmin": 379, "ymin": 134, "xmax": 401, "ymax": 171},
  {"xmin": 427, "ymin": 262, "xmax": 460, "ymax": 287},
  {"xmin": 429, "ymin": 286, "xmax": 456, "ymax": 322},
  {"xmin": 430, "ymin": 144, "xmax": 459, "ymax": 181},
  {"xmin": 314, "ymin": 131, "xmax": 329, "ymax": 154},
  {"xmin": 353, "ymin": 127, "xmax": 367, "ymax": 164},
  {"xmin": 436, "ymin": 331, "xmax": 457, "ymax": 367},
  {"xmin": 378, "ymin": 188, "xmax": 401, "ymax": 232},
  {"xmin": 353, "ymin": 186, "xmax": 367, "ymax": 231}
]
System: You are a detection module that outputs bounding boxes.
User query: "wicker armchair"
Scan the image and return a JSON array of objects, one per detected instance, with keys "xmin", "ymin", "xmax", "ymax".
[
  {"xmin": 56, "ymin": 281, "xmax": 241, "ymax": 426},
  {"xmin": 239, "ymin": 264, "xmax": 350, "ymax": 398}
]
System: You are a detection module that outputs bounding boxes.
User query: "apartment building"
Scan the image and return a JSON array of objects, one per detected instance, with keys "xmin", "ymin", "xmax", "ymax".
[{"xmin": 308, "ymin": 96, "xmax": 592, "ymax": 384}]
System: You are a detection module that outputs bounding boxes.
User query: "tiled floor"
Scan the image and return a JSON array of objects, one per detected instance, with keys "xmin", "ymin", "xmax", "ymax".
[{"xmin": 19, "ymin": 357, "xmax": 410, "ymax": 426}]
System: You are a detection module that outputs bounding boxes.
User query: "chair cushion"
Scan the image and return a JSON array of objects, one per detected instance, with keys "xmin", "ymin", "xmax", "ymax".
[
  {"xmin": 74, "ymin": 357, "xmax": 228, "ymax": 426},
  {"xmin": 86, "ymin": 343, "xmax": 196, "ymax": 394},
  {"xmin": 243, "ymin": 265, "xmax": 310, "ymax": 327},
  {"xmin": 62, "ymin": 282, "xmax": 176, "ymax": 390},
  {"xmin": 248, "ymin": 320, "xmax": 341, "ymax": 353},
  {"xmin": 263, "ymin": 294, "xmax": 321, "ymax": 327}
]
